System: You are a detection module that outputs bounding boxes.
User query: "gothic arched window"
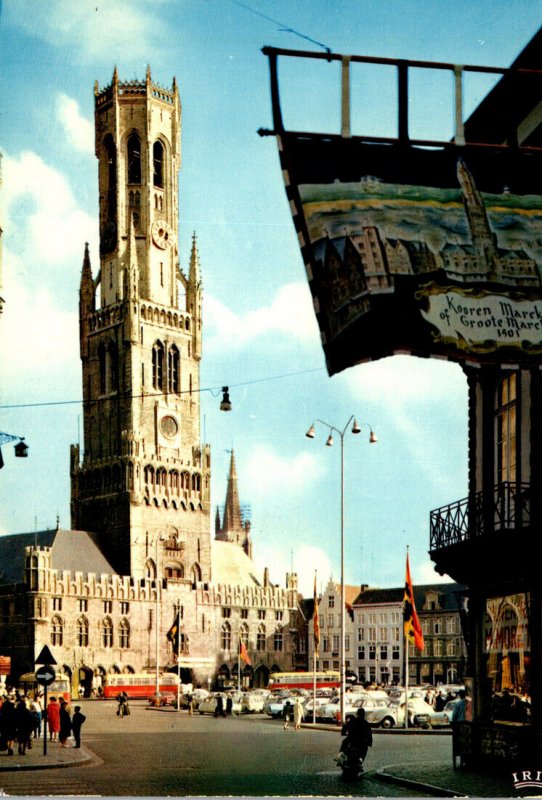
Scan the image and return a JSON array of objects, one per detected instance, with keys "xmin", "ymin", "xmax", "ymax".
[
  {"xmin": 221, "ymin": 622, "xmax": 231, "ymax": 651},
  {"xmin": 98, "ymin": 343, "xmax": 106, "ymax": 394},
  {"xmin": 127, "ymin": 133, "xmax": 141, "ymax": 184},
  {"xmin": 102, "ymin": 617, "xmax": 113, "ymax": 648},
  {"xmin": 152, "ymin": 341, "xmax": 165, "ymax": 390},
  {"xmin": 273, "ymin": 625, "xmax": 283, "ymax": 652},
  {"xmin": 240, "ymin": 623, "xmax": 249, "ymax": 648},
  {"xmin": 119, "ymin": 619, "xmax": 130, "ymax": 649},
  {"xmin": 153, "ymin": 141, "xmax": 164, "ymax": 188},
  {"xmin": 191, "ymin": 563, "xmax": 202, "ymax": 584},
  {"xmin": 103, "ymin": 134, "xmax": 117, "ymax": 223},
  {"xmin": 168, "ymin": 346, "xmax": 180, "ymax": 393},
  {"xmin": 108, "ymin": 341, "xmax": 118, "ymax": 392},
  {"xmin": 257, "ymin": 624, "xmax": 266, "ymax": 651},
  {"xmin": 77, "ymin": 616, "xmax": 89, "ymax": 647},
  {"xmin": 51, "ymin": 616, "xmax": 64, "ymax": 647}
]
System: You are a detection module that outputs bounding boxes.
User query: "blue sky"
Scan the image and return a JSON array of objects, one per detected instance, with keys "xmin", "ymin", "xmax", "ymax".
[{"xmin": 0, "ymin": 1, "xmax": 541, "ymax": 596}]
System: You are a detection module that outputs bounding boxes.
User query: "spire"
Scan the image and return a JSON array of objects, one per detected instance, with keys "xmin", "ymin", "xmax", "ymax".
[
  {"xmin": 222, "ymin": 450, "xmax": 243, "ymax": 538},
  {"xmin": 215, "ymin": 505, "xmax": 221, "ymax": 536},
  {"xmin": 79, "ymin": 243, "xmax": 95, "ymax": 358},
  {"xmin": 146, "ymin": 64, "xmax": 152, "ymax": 89},
  {"xmin": 80, "ymin": 242, "xmax": 94, "ymax": 306},
  {"xmin": 189, "ymin": 231, "xmax": 201, "ymax": 286},
  {"xmin": 112, "ymin": 66, "xmax": 119, "ymax": 88}
]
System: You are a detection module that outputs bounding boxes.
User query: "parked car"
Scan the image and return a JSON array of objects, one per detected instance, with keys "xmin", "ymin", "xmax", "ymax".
[
  {"xmin": 264, "ymin": 695, "xmax": 292, "ymax": 719},
  {"xmin": 241, "ymin": 692, "xmax": 265, "ymax": 713},
  {"xmin": 428, "ymin": 699, "xmax": 459, "ymax": 727},
  {"xmin": 197, "ymin": 692, "xmax": 242, "ymax": 715},
  {"xmin": 365, "ymin": 698, "xmax": 435, "ymax": 728},
  {"xmin": 301, "ymin": 696, "xmax": 329, "ymax": 719},
  {"xmin": 148, "ymin": 691, "xmax": 176, "ymax": 707}
]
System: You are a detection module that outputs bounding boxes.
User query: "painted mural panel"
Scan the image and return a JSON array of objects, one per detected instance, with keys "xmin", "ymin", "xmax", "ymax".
[{"xmin": 281, "ymin": 136, "xmax": 542, "ymax": 373}]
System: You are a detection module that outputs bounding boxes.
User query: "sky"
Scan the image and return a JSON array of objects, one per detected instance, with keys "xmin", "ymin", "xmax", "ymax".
[{"xmin": 0, "ymin": 0, "xmax": 541, "ymax": 598}]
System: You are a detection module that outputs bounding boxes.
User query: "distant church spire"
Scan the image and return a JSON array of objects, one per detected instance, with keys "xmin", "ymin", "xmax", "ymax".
[
  {"xmin": 215, "ymin": 450, "xmax": 253, "ymax": 558},
  {"xmin": 222, "ymin": 450, "xmax": 242, "ymax": 536}
]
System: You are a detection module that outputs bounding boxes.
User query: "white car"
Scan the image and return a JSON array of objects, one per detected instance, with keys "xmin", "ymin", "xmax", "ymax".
[
  {"xmin": 302, "ymin": 696, "xmax": 329, "ymax": 719},
  {"xmin": 428, "ymin": 699, "xmax": 459, "ymax": 727},
  {"xmin": 197, "ymin": 692, "xmax": 242, "ymax": 715},
  {"xmin": 241, "ymin": 692, "xmax": 265, "ymax": 713},
  {"xmin": 365, "ymin": 698, "xmax": 435, "ymax": 728}
]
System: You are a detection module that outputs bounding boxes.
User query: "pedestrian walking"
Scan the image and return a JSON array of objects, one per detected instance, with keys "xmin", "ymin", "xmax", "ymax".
[
  {"xmin": 15, "ymin": 698, "xmax": 35, "ymax": 755},
  {"xmin": 283, "ymin": 699, "xmax": 293, "ymax": 730},
  {"xmin": 0, "ymin": 695, "xmax": 17, "ymax": 756},
  {"xmin": 214, "ymin": 694, "xmax": 226, "ymax": 718},
  {"xmin": 59, "ymin": 701, "xmax": 72, "ymax": 747},
  {"xmin": 31, "ymin": 694, "xmax": 43, "ymax": 738},
  {"xmin": 47, "ymin": 696, "xmax": 60, "ymax": 742},
  {"xmin": 71, "ymin": 706, "xmax": 86, "ymax": 748},
  {"xmin": 293, "ymin": 697, "xmax": 303, "ymax": 731}
]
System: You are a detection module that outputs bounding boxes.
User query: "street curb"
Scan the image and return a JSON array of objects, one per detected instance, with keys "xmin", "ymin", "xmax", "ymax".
[
  {"xmin": 0, "ymin": 746, "xmax": 94, "ymax": 773},
  {"xmin": 300, "ymin": 722, "xmax": 451, "ymax": 735},
  {"xmin": 375, "ymin": 766, "xmax": 468, "ymax": 798}
]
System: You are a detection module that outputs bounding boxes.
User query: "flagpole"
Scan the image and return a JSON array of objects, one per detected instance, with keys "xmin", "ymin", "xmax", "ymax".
[
  {"xmin": 238, "ymin": 629, "xmax": 241, "ymax": 693},
  {"xmin": 313, "ymin": 571, "xmax": 317, "ymax": 724},
  {"xmin": 404, "ymin": 545, "xmax": 409, "ymax": 730},
  {"xmin": 405, "ymin": 628, "xmax": 409, "ymax": 729},
  {"xmin": 177, "ymin": 602, "xmax": 181, "ymax": 712}
]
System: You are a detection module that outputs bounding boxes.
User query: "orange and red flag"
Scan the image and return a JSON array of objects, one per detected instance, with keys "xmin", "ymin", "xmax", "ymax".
[{"xmin": 403, "ymin": 552, "xmax": 424, "ymax": 652}]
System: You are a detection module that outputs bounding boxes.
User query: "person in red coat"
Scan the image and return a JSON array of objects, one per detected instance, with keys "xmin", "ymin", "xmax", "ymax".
[{"xmin": 46, "ymin": 697, "xmax": 60, "ymax": 742}]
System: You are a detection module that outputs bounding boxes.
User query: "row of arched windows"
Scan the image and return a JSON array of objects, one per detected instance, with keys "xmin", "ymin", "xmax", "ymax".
[
  {"xmin": 143, "ymin": 466, "xmax": 202, "ymax": 493},
  {"xmin": 220, "ymin": 623, "xmax": 284, "ymax": 652},
  {"xmin": 51, "ymin": 616, "xmax": 130, "ymax": 649},
  {"xmin": 141, "ymin": 306, "xmax": 191, "ymax": 332},
  {"xmin": 144, "ymin": 559, "xmax": 202, "ymax": 584}
]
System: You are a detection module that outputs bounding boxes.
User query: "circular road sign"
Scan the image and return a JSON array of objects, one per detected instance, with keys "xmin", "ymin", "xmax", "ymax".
[{"xmin": 36, "ymin": 665, "xmax": 56, "ymax": 686}]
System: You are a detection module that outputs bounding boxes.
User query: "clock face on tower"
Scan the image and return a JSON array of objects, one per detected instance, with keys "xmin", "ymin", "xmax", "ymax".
[
  {"xmin": 151, "ymin": 220, "xmax": 174, "ymax": 249},
  {"xmin": 160, "ymin": 414, "xmax": 179, "ymax": 439}
]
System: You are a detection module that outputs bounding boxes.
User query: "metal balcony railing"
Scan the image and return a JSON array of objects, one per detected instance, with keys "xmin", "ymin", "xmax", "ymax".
[{"xmin": 430, "ymin": 482, "xmax": 531, "ymax": 550}]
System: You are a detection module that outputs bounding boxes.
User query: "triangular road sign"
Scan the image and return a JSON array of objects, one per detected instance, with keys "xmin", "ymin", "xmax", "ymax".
[{"xmin": 35, "ymin": 645, "xmax": 57, "ymax": 665}]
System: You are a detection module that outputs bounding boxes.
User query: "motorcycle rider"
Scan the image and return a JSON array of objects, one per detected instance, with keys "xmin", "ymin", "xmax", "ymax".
[{"xmin": 340, "ymin": 707, "xmax": 373, "ymax": 771}]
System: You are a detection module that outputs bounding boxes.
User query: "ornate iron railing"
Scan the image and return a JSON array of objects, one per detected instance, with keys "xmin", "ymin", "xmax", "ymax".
[{"xmin": 430, "ymin": 482, "xmax": 531, "ymax": 550}]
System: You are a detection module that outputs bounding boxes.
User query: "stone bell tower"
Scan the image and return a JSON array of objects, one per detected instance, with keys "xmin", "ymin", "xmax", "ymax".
[{"xmin": 71, "ymin": 67, "xmax": 211, "ymax": 583}]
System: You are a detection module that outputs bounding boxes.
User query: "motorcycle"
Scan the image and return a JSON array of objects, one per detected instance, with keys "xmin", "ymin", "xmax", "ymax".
[{"xmin": 335, "ymin": 742, "xmax": 364, "ymax": 780}]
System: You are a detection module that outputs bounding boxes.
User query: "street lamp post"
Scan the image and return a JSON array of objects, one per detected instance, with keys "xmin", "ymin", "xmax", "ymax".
[
  {"xmin": 155, "ymin": 534, "xmax": 164, "ymax": 700},
  {"xmin": 306, "ymin": 416, "xmax": 376, "ymax": 726}
]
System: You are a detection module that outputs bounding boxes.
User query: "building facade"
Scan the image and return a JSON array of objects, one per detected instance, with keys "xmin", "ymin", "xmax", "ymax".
[{"xmin": 0, "ymin": 68, "xmax": 298, "ymax": 695}]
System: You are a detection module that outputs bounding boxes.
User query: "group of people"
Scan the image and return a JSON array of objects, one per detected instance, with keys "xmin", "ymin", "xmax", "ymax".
[
  {"xmin": 0, "ymin": 692, "xmax": 86, "ymax": 755},
  {"xmin": 282, "ymin": 697, "xmax": 303, "ymax": 731},
  {"xmin": 214, "ymin": 694, "xmax": 235, "ymax": 717}
]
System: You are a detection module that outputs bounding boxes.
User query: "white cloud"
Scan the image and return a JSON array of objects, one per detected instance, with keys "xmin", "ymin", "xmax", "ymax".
[
  {"xmin": 0, "ymin": 259, "xmax": 79, "ymax": 392},
  {"xmin": 340, "ymin": 354, "xmax": 467, "ymax": 407},
  {"xmin": 2, "ymin": 150, "xmax": 97, "ymax": 272},
  {"xmin": 204, "ymin": 282, "xmax": 320, "ymax": 352},
  {"xmin": 415, "ymin": 561, "xmax": 454, "ymax": 585},
  {"xmin": 56, "ymin": 94, "xmax": 94, "ymax": 154},
  {"xmin": 255, "ymin": 543, "xmax": 333, "ymax": 598},
  {"xmin": 241, "ymin": 445, "xmax": 325, "ymax": 499},
  {"xmin": 5, "ymin": 0, "xmax": 168, "ymax": 63}
]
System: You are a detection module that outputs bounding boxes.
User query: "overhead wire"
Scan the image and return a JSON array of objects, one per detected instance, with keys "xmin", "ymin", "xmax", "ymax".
[{"xmin": 0, "ymin": 366, "xmax": 325, "ymax": 411}]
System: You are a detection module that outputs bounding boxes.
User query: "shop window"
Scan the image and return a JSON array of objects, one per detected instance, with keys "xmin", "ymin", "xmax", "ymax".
[{"xmin": 496, "ymin": 373, "xmax": 517, "ymax": 483}]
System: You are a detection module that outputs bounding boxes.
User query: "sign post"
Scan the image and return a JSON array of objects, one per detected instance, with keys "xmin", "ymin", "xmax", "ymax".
[{"xmin": 35, "ymin": 646, "xmax": 57, "ymax": 757}]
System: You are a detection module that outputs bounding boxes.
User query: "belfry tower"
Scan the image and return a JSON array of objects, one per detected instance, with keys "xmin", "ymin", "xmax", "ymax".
[{"xmin": 70, "ymin": 68, "xmax": 211, "ymax": 582}]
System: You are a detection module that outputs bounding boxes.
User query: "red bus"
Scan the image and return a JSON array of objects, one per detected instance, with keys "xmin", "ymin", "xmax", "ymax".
[
  {"xmin": 103, "ymin": 672, "xmax": 181, "ymax": 699},
  {"xmin": 268, "ymin": 670, "xmax": 340, "ymax": 691}
]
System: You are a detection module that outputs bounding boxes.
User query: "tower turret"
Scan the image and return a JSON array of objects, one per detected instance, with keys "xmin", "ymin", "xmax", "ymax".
[{"xmin": 79, "ymin": 242, "xmax": 95, "ymax": 359}]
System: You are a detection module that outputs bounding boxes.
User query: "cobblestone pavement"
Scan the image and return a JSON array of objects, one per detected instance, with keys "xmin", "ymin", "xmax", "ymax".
[
  {"xmin": 379, "ymin": 762, "xmax": 515, "ymax": 798},
  {"xmin": 0, "ymin": 700, "xmax": 515, "ymax": 797}
]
